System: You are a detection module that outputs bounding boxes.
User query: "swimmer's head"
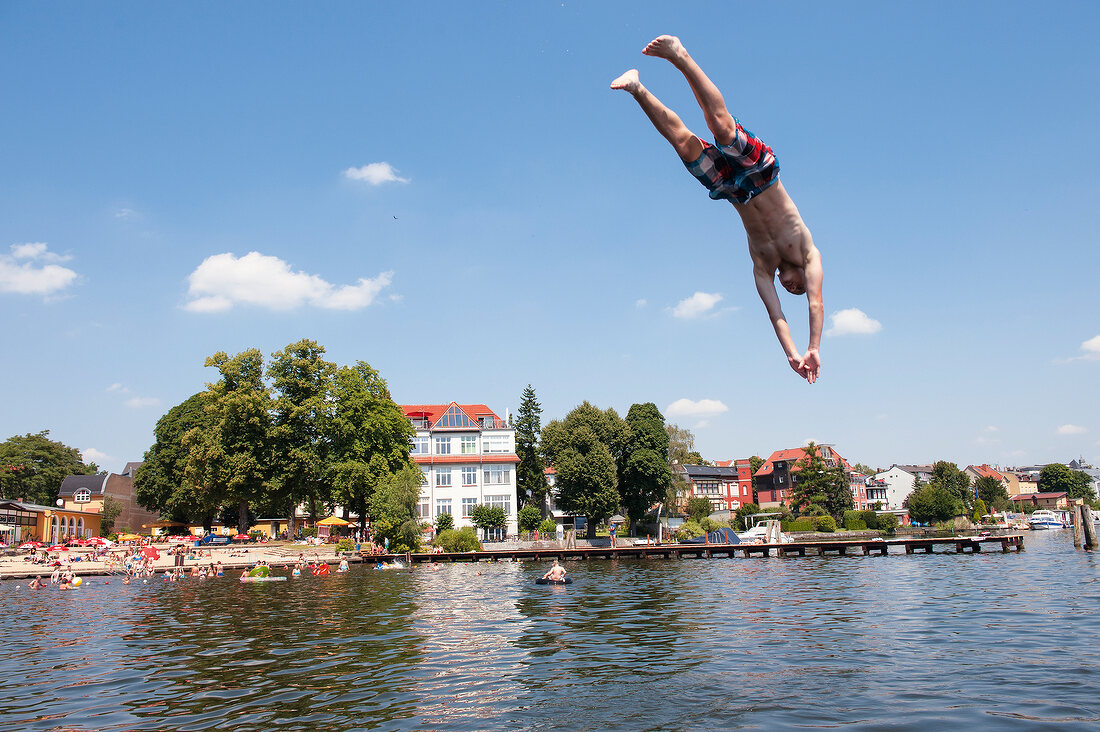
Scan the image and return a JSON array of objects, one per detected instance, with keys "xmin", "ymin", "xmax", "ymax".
[{"xmin": 778, "ymin": 265, "xmax": 806, "ymax": 296}]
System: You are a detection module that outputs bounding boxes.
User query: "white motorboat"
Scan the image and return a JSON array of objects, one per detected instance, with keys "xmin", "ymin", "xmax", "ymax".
[{"xmin": 1027, "ymin": 510, "xmax": 1066, "ymax": 530}]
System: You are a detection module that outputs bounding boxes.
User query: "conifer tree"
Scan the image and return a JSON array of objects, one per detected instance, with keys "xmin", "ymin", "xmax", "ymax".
[{"xmin": 515, "ymin": 384, "xmax": 548, "ymax": 512}]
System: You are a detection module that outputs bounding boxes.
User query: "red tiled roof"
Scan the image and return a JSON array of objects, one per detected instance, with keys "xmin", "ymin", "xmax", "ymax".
[
  {"xmin": 401, "ymin": 402, "xmax": 500, "ymax": 426},
  {"xmin": 544, "ymin": 466, "xmax": 557, "ymax": 475},
  {"xmin": 969, "ymin": 464, "xmax": 1005, "ymax": 481},
  {"xmin": 1010, "ymin": 492, "xmax": 1067, "ymax": 500},
  {"xmin": 755, "ymin": 446, "xmax": 851, "ymax": 476}
]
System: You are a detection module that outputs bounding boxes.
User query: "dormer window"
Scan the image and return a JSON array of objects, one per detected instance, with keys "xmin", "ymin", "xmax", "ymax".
[{"xmin": 74, "ymin": 488, "xmax": 91, "ymax": 503}]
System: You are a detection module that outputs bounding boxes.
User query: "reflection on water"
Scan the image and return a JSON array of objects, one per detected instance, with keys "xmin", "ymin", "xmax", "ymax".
[{"xmin": 2, "ymin": 531, "xmax": 1099, "ymax": 730}]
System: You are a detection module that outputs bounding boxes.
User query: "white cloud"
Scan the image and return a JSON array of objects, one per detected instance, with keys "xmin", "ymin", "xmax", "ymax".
[
  {"xmin": 114, "ymin": 208, "xmax": 137, "ymax": 220},
  {"xmin": 825, "ymin": 308, "xmax": 882, "ymax": 336},
  {"xmin": 0, "ymin": 242, "xmax": 78, "ymax": 296},
  {"xmin": 124, "ymin": 396, "xmax": 161, "ymax": 409},
  {"xmin": 983, "ymin": 425, "xmax": 998, "ymax": 432},
  {"xmin": 107, "ymin": 383, "xmax": 130, "ymax": 393},
  {"xmin": 1057, "ymin": 424, "xmax": 1087, "ymax": 435},
  {"xmin": 81, "ymin": 447, "xmax": 113, "ymax": 467},
  {"xmin": 344, "ymin": 162, "xmax": 410, "ymax": 185},
  {"xmin": 672, "ymin": 292, "xmax": 722, "ymax": 319},
  {"xmin": 635, "ymin": 299, "xmax": 647, "ymax": 309},
  {"xmin": 666, "ymin": 398, "xmax": 729, "ymax": 419},
  {"xmin": 184, "ymin": 252, "xmax": 394, "ymax": 313}
]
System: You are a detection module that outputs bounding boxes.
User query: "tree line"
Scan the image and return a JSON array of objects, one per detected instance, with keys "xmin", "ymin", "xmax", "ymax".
[{"xmin": 133, "ymin": 339, "xmax": 419, "ymax": 548}]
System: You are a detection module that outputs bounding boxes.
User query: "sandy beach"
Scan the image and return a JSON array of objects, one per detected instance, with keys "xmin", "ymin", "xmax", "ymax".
[{"xmin": 0, "ymin": 542, "xmax": 362, "ymax": 581}]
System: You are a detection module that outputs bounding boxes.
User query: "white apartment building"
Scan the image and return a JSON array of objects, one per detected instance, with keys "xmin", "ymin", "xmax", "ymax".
[
  {"xmin": 874, "ymin": 464, "xmax": 934, "ymax": 510},
  {"xmin": 402, "ymin": 402, "xmax": 519, "ymax": 539}
]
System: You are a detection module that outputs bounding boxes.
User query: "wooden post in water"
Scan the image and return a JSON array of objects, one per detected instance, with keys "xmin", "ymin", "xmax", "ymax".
[
  {"xmin": 1073, "ymin": 505, "xmax": 1085, "ymax": 548},
  {"xmin": 1081, "ymin": 505, "xmax": 1099, "ymax": 549}
]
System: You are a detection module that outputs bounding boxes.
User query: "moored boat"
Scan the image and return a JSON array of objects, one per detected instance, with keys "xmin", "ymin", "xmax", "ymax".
[{"xmin": 1027, "ymin": 510, "xmax": 1066, "ymax": 530}]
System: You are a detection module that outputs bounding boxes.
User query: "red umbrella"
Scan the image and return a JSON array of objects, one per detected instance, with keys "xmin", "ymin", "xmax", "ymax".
[
  {"xmin": 233, "ymin": 534, "xmax": 250, "ymax": 540},
  {"xmin": 140, "ymin": 547, "xmax": 160, "ymax": 560},
  {"xmin": 88, "ymin": 537, "xmax": 113, "ymax": 547},
  {"xmin": 47, "ymin": 545, "xmax": 69, "ymax": 551},
  {"xmin": 19, "ymin": 541, "xmax": 43, "ymax": 550}
]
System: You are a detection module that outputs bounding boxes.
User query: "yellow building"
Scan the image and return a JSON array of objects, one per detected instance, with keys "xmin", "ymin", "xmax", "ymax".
[{"xmin": 0, "ymin": 500, "xmax": 102, "ymax": 544}]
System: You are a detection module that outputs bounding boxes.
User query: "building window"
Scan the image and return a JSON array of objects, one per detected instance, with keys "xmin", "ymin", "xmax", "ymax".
[
  {"xmin": 435, "ymin": 437, "xmax": 451, "ymax": 455},
  {"xmin": 435, "ymin": 468, "xmax": 452, "ymax": 488},
  {"xmin": 436, "ymin": 405, "xmax": 478, "ymax": 428},
  {"xmin": 484, "ymin": 526, "xmax": 506, "ymax": 542},
  {"xmin": 420, "ymin": 468, "xmax": 430, "ymax": 485},
  {"xmin": 73, "ymin": 488, "xmax": 91, "ymax": 503},
  {"xmin": 462, "ymin": 498, "xmax": 478, "ymax": 517},
  {"xmin": 462, "ymin": 466, "xmax": 477, "ymax": 486},
  {"xmin": 695, "ymin": 481, "xmax": 720, "ymax": 495},
  {"xmin": 417, "ymin": 498, "xmax": 431, "ymax": 519},
  {"xmin": 435, "ymin": 499, "xmax": 452, "ymax": 517},
  {"xmin": 482, "ymin": 434, "xmax": 511, "ymax": 454},
  {"xmin": 411, "ymin": 436, "xmax": 429, "ymax": 455},
  {"xmin": 461, "ymin": 436, "xmax": 477, "ymax": 454},
  {"xmin": 486, "ymin": 494, "xmax": 511, "ymax": 516},
  {"xmin": 484, "ymin": 465, "xmax": 509, "ymax": 485}
]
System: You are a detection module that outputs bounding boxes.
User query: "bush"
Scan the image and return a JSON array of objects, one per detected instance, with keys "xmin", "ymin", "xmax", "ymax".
[
  {"xmin": 301, "ymin": 527, "xmax": 317, "ymax": 539},
  {"xmin": 518, "ymin": 504, "xmax": 542, "ymax": 533},
  {"xmin": 336, "ymin": 538, "xmax": 355, "ymax": 552},
  {"xmin": 812, "ymin": 515, "xmax": 837, "ymax": 533},
  {"xmin": 734, "ymin": 503, "xmax": 760, "ymax": 531},
  {"xmin": 686, "ymin": 497, "xmax": 713, "ymax": 521},
  {"xmin": 435, "ymin": 513, "xmax": 454, "ymax": 532},
  {"xmin": 537, "ymin": 519, "xmax": 558, "ymax": 534},
  {"xmin": 435, "ymin": 526, "xmax": 481, "ymax": 552},
  {"xmin": 782, "ymin": 518, "xmax": 815, "ymax": 532},
  {"xmin": 674, "ymin": 520, "xmax": 705, "ymax": 541},
  {"xmin": 700, "ymin": 517, "xmax": 731, "ymax": 532},
  {"xmin": 844, "ymin": 519, "xmax": 868, "ymax": 531},
  {"xmin": 876, "ymin": 513, "xmax": 899, "ymax": 534},
  {"xmin": 107, "ymin": 533, "xmax": 119, "ymax": 542}
]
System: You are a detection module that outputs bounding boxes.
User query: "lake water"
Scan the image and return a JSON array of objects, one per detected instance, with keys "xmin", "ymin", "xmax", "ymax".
[{"xmin": 2, "ymin": 531, "xmax": 1099, "ymax": 730}]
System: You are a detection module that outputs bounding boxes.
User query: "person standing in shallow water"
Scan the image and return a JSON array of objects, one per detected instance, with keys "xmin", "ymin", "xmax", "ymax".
[{"xmin": 612, "ymin": 35, "xmax": 824, "ymax": 383}]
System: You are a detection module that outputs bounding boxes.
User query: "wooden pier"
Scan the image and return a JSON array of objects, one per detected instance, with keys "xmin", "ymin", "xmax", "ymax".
[{"xmin": 376, "ymin": 534, "xmax": 1025, "ymax": 564}]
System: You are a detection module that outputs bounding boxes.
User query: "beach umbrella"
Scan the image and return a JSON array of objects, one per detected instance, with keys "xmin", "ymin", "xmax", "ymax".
[
  {"xmin": 89, "ymin": 537, "xmax": 113, "ymax": 547},
  {"xmin": 140, "ymin": 546, "xmax": 160, "ymax": 560},
  {"xmin": 48, "ymin": 545, "xmax": 69, "ymax": 551},
  {"xmin": 0, "ymin": 542, "xmax": 7, "ymax": 548},
  {"xmin": 117, "ymin": 534, "xmax": 142, "ymax": 542},
  {"xmin": 233, "ymin": 534, "xmax": 250, "ymax": 541},
  {"xmin": 19, "ymin": 541, "xmax": 43, "ymax": 550}
]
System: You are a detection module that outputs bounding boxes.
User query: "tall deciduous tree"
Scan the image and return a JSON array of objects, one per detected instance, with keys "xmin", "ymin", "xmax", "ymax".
[
  {"xmin": 749, "ymin": 455, "xmax": 765, "ymax": 504},
  {"xmin": 1040, "ymin": 463, "xmax": 1097, "ymax": 501},
  {"xmin": 667, "ymin": 424, "xmax": 707, "ymax": 466},
  {"xmin": 184, "ymin": 349, "xmax": 272, "ymax": 534},
  {"xmin": 514, "ymin": 384, "xmax": 548, "ymax": 512},
  {"xmin": 974, "ymin": 475, "xmax": 1010, "ymax": 510},
  {"xmin": 329, "ymin": 361, "xmax": 414, "ymax": 529},
  {"xmin": 368, "ymin": 467, "xmax": 423, "ymax": 552},
  {"xmin": 0, "ymin": 431, "xmax": 98, "ymax": 505},
  {"xmin": 930, "ymin": 461, "xmax": 973, "ymax": 509},
  {"xmin": 268, "ymin": 340, "xmax": 337, "ymax": 535},
  {"xmin": 541, "ymin": 402, "xmax": 625, "ymax": 539},
  {"xmin": 905, "ymin": 482, "xmax": 960, "ymax": 524},
  {"xmin": 619, "ymin": 402, "xmax": 672, "ymax": 532},
  {"xmin": 134, "ymin": 392, "xmax": 217, "ymax": 524},
  {"xmin": 789, "ymin": 442, "xmax": 853, "ymax": 518}
]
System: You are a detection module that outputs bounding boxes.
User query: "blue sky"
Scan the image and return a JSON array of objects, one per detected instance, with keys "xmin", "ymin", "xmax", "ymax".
[{"xmin": 3, "ymin": 1, "xmax": 1098, "ymax": 474}]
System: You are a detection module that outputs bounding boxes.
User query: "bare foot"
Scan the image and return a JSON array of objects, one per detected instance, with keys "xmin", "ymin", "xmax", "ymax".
[
  {"xmin": 643, "ymin": 35, "xmax": 686, "ymax": 62},
  {"xmin": 610, "ymin": 69, "xmax": 641, "ymax": 93}
]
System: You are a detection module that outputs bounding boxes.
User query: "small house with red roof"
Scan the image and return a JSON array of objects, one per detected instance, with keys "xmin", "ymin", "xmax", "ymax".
[
  {"xmin": 401, "ymin": 402, "xmax": 519, "ymax": 539},
  {"xmin": 674, "ymin": 459, "xmax": 753, "ymax": 512},
  {"xmin": 964, "ymin": 464, "xmax": 1009, "ymax": 493}
]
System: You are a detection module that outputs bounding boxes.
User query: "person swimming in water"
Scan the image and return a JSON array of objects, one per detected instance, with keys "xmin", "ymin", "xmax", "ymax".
[{"xmin": 542, "ymin": 560, "xmax": 568, "ymax": 582}]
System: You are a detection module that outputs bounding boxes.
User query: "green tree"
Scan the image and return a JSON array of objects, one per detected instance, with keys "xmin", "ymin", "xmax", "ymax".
[
  {"xmin": 974, "ymin": 475, "xmax": 1010, "ymax": 511},
  {"xmin": 749, "ymin": 455, "xmax": 764, "ymax": 505},
  {"xmin": 541, "ymin": 402, "xmax": 625, "ymax": 540},
  {"xmin": 1040, "ymin": 463, "xmax": 1097, "ymax": 501},
  {"xmin": 734, "ymin": 502, "xmax": 760, "ymax": 531},
  {"xmin": 972, "ymin": 498, "xmax": 988, "ymax": 522},
  {"xmin": 435, "ymin": 526, "xmax": 481, "ymax": 552},
  {"xmin": 329, "ymin": 361, "xmax": 414, "ymax": 531},
  {"xmin": 517, "ymin": 503, "xmax": 542, "ymax": 533},
  {"xmin": 0, "ymin": 431, "xmax": 98, "ymax": 505},
  {"xmin": 184, "ymin": 349, "xmax": 272, "ymax": 534},
  {"xmin": 619, "ymin": 403, "xmax": 672, "ymax": 533},
  {"xmin": 100, "ymin": 495, "xmax": 122, "ymax": 535},
  {"xmin": 904, "ymin": 483, "xmax": 961, "ymax": 524},
  {"xmin": 789, "ymin": 442, "xmax": 853, "ymax": 519},
  {"xmin": 368, "ymin": 467, "xmax": 422, "ymax": 552},
  {"xmin": 515, "ymin": 384, "xmax": 548, "ymax": 511},
  {"xmin": 435, "ymin": 512, "xmax": 454, "ymax": 532},
  {"xmin": 686, "ymin": 497, "xmax": 713, "ymax": 521},
  {"xmin": 268, "ymin": 340, "xmax": 336, "ymax": 535},
  {"xmin": 667, "ymin": 424, "xmax": 707, "ymax": 466},
  {"xmin": 135, "ymin": 392, "xmax": 218, "ymax": 524},
  {"xmin": 930, "ymin": 461, "xmax": 973, "ymax": 510},
  {"xmin": 470, "ymin": 504, "xmax": 507, "ymax": 535}
]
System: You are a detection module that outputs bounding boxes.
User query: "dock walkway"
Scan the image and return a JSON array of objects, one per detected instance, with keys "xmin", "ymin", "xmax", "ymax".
[{"xmin": 380, "ymin": 534, "xmax": 1025, "ymax": 564}]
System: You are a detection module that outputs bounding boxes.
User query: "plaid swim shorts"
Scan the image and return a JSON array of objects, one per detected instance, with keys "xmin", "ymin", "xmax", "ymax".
[{"xmin": 684, "ymin": 118, "xmax": 780, "ymax": 204}]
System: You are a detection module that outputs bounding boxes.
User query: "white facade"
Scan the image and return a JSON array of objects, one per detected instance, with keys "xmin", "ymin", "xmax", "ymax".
[
  {"xmin": 874, "ymin": 465, "xmax": 933, "ymax": 510},
  {"xmin": 405, "ymin": 403, "xmax": 519, "ymax": 539}
]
